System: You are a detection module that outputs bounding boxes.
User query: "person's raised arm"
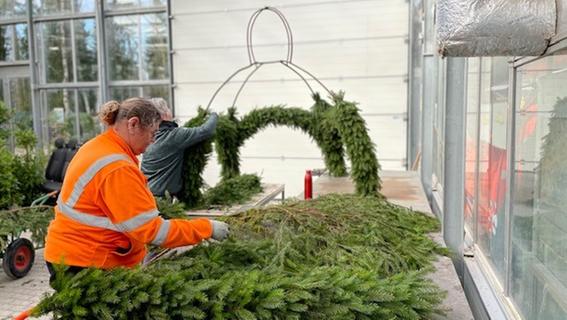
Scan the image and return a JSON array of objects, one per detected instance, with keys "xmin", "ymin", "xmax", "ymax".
[{"xmin": 173, "ymin": 113, "xmax": 218, "ymax": 149}]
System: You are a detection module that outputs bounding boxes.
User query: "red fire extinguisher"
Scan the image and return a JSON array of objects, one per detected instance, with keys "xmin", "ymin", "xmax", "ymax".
[{"xmin": 304, "ymin": 170, "xmax": 313, "ymax": 200}]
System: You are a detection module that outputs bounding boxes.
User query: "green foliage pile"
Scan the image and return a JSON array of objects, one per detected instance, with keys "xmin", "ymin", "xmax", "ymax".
[
  {"xmin": 202, "ymin": 174, "xmax": 262, "ymax": 208},
  {"xmin": 0, "ymin": 206, "xmax": 53, "ymax": 252},
  {"xmin": 157, "ymin": 174, "xmax": 263, "ymax": 218},
  {"xmin": 35, "ymin": 194, "xmax": 446, "ymax": 319},
  {"xmin": 180, "ymin": 92, "xmax": 379, "ymax": 208}
]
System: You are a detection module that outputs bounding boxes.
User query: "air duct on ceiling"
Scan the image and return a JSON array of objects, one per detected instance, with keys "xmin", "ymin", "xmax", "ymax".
[{"xmin": 437, "ymin": 0, "xmax": 556, "ymax": 57}]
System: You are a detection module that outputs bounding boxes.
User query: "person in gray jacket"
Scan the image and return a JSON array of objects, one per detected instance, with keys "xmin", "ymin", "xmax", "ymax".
[{"xmin": 141, "ymin": 98, "xmax": 218, "ymax": 197}]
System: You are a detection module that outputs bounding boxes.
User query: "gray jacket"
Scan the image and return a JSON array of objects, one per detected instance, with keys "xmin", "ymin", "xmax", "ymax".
[{"xmin": 141, "ymin": 113, "xmax": 218, "ymax": 196}]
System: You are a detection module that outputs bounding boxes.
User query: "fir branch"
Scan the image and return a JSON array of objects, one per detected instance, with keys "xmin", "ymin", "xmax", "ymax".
[{"xmin": 35, "ymin": 194, "xmax": 447, "ymax": 319}]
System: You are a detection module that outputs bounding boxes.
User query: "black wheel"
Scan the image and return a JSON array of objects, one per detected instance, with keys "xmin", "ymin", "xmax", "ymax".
[{"xmin": 2, "ymin": 238, "xmax": 35, "ymax": 279}]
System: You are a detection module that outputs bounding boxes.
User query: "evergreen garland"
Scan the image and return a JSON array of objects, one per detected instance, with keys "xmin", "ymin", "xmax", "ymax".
[
  {"xmin": 223, "ymin": 105, "xmax": 314, "ymax": 180},
  {"xmin": 35, "ymin": 194, "xmax": 447, "ymax": 319},
  {"xmin": 214, "ymin": 108, "xmax": 243, "ymax": 180},
  {"xmin": 179, "ymin": 108, "xmax": 214, "ymax": 208},
  {"xmin": 310, "ymin": 94, "xmax": 348, "ymax": 177},
  {"xmin": 333, "ymin": 93, "xmax": 382, "ymax": 195},
  {"xmin": 176, "ymin": 92, "xmax": 380, "ymax": 208},
  {"xmin": 179, "ymin": 93, "xmax": 379, "ymax": 207}
]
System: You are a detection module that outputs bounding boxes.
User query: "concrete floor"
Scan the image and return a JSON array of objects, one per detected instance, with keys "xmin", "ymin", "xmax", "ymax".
[
  {"xmin": 313, "ymin": 170, "xmax": 474, "ymax": 320},
  {"xmin": 0, "ymin": 247, "xmax": 52, "ymax": 320}
]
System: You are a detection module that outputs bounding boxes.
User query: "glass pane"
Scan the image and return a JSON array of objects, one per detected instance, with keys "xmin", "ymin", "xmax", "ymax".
[
  {"xmin": 14, "ymin": 24, "xmax": 28, "ymax": 61},
  {"xmin": 142, "ymin": 85, "xmax": 168, "ymax": 102},
  {"xmin": 141, "ymin": 13, "xmax": 168, "ymax": 80},
  {"xmin": 110, "ymin": 86, "xmax": 140, "ymax": 101},
  {"xmin": 512, "ymin": 53, "xmax": 567, "ymax": 320},
  {"xmin": 465, "ymin": 58, "xmax": 480, "ymax": 234},
  {"xmin": 9, "ymin": 78, "xmax": 32, "ymax": 130},
  {"xmin": 107, "ymin": 15, "xmax": 140, "ymax": 81},
  {"xmin": 74, "ymin": 0, "xmax": 95, "ymax": 12},
  {"xmin": 105, "ymin": 0, "xmax": 165, "ymax": 10},
  {"xmin": 0, "ymin": 0, "xmax": 27, "ymax": 19},
  {"xmin": 477, "ymin": 57, "xmax": 509, "ymax": 283},
  {"xmin": 33, "ymin": 0, "xmax": 72, "ymax": 16},
  {"xmin": 0, "ymin": 24, "xmax": 28, "ymax": 62},
  {"xmin": 40, "ymin": 21, "xmax": 74, "ymax": 83},
  {"xmin": 44, "ymin": 89, "xmax": 78, "ymax": 147},
  {"xmin": 75, "ymin": 19, "xmax": 97, "ymax": 81},
  {"xmin": 77, "ymin": 88, "xmax": 98, "ymax": 142},
  {"xmin": 0, "ymin": 25, "xmax": 13, "ymax": 61}
]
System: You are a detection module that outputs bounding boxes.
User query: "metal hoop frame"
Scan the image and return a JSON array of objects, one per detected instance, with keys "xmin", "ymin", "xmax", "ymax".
[{"xmin": 206, "ymin": 6, "xmax": 335, "ymax": 110}]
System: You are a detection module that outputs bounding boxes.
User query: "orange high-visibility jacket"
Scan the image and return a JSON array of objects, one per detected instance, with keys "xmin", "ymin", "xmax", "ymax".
[{"xmin": 44, "ymin": 129, "xmax": 213, "ymax": 269}]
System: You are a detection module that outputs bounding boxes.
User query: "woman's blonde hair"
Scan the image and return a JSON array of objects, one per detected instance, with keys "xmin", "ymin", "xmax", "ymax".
[{"xmin": 99, "ymin": 98, "xmax": 160, "ymax": 127}]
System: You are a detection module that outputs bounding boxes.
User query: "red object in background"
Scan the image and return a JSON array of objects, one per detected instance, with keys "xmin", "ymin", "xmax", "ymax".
[{"xmin": 304, "ymin": 170, "xmax": 313, "ymax": 200}]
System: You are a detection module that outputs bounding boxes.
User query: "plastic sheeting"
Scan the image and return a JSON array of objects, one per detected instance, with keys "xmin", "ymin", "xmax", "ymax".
[{"xmin": 437, "ymin": 0, "xmax": 556, "ymax": 57}]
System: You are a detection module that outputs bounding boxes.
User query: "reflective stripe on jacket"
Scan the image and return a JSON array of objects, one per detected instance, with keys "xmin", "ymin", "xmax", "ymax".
[{"xmin": 44, "ymin": 129, "xmax": 213, "ymax": 269}]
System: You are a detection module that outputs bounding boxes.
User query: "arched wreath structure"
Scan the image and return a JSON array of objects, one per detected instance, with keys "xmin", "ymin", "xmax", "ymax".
[{"xmin": 179, "ymin": 93, "xmax": 381, "ymax": 207}]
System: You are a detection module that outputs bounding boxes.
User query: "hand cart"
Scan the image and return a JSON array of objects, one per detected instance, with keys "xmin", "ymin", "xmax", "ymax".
[{"xmin": 0, "ymin": 191, "xmax": 57, "ymax": 280}]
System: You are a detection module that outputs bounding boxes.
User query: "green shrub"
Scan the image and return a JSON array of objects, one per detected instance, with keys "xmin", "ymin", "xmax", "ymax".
[
  {"xmin": 14, "ymin": 129, "xmax": 45, "ymax": 205},
  {"xmin": 0, "ymin": 147, "xmax": 20, "ymax": 209}
]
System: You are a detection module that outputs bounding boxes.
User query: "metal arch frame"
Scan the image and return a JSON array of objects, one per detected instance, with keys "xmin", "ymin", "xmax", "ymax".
[
  {"xmin": 206, "ymin": 6, "xmax": 335, "ymax": 110},
  {"xmin": 246, "ymin": 7, "xmax": 293, "ymax": 65}
]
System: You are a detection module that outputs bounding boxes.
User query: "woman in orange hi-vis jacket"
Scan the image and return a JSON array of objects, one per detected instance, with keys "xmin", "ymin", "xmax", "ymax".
[{"xmin": 44, "ymin": 97, "xmax": 229, "ymax": 282}]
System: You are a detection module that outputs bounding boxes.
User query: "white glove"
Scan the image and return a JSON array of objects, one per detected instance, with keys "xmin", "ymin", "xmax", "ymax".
[{"xmin": 210, "ymin": 220, "xmax": 230, "ymax": 241}]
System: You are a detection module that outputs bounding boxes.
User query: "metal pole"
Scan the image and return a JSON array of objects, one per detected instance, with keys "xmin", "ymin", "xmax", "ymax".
[
  {"xmin": 70, "ymin": 20, "xmax": 81, "ymax": 140},
  {"xmin": 407, "ymin": 0, "xmax": 423, "ymax": 169},
  {"xmin": 96, "ymin": 0, "xmax": 108, "ymax": 103},
  {"xmin": 504, "ymin": 61, "xmax": 517, "ymax": 296},
  {"xmin": 443, "ymin": 57, "xmax": 467, "ymax": 278},
  {"xmin": 166, "ymin": 0, "xmax": 175, "ymax": 114},
  {"xmin": 420, "ymin": 0, "xmax": 435, "ymax": 199},
  {"xmin": 473, "ymin": 58, "xmax": 482, "ymax": 242},
  {"xmin": 26, "ymin": 0, "xmax": 43, "ymax": 150},
  {"xmin": 421, "ymin": 53, "xmax": 435, "ymax": 200}
]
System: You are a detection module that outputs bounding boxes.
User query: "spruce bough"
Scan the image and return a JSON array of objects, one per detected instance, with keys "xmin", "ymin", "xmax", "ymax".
[{"xmin": 35, "ymin": 194, "xmax": 447, "ymax": 319}]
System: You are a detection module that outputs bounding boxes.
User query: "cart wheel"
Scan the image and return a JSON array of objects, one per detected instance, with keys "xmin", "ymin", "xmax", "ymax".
[{"xmin": 2, "ymin": 238, "xmax": 35, "ymax": 279}]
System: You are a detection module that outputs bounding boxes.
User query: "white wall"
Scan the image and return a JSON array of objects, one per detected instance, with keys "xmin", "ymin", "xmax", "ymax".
[{"xmin": 171, "ymin": 0, "xmax": 408, "ymax": 196}]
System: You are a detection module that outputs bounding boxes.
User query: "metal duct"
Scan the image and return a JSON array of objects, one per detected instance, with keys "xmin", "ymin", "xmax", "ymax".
[{"xmin": 437, "ymin": 0, "xmax": 556, "ymax": 57}]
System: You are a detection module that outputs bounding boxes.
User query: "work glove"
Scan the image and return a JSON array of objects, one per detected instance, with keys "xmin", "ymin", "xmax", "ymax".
[{"xmin": 210, "ymin": 220, "xmax": 230, "ymax": 241}]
